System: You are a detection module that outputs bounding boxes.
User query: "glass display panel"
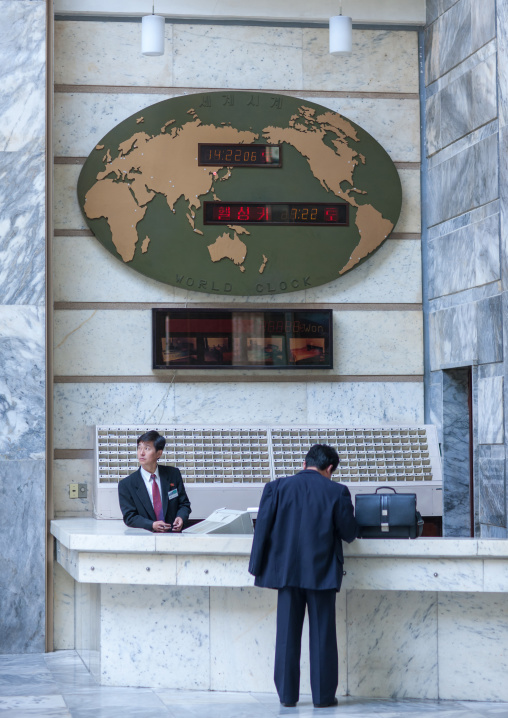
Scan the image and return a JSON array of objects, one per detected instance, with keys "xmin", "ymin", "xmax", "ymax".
[
  {"xmin": 153, "ymin": 309, "xmax": 333, "ymax": 369},
  {"xmin": 203, "ymin": 202, "xmax": 348, "ymax": 226},
  {"xmin": 198, "ymin": 143, "xmax": 281, "ymax": 167}
]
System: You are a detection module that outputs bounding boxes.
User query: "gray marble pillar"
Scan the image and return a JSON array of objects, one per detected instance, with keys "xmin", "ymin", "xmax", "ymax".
[
  {"xmin": 0, "ymin": 0, "xmax": 47, "ymax": 653},
  {"xmin": 442, "ymin": 369, "xmax": 471, "ymax": 537}
]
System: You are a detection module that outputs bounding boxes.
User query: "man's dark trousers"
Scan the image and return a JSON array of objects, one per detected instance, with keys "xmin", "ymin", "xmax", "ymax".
[{"xmin": 275, "ymin": 587, "xmax": 338, "ymax": 706}]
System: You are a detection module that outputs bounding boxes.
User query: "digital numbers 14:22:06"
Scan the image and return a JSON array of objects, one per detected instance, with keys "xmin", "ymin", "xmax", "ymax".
[{"xmin": 203, "ymin": 202, "xmax": 348, "ymax": 226}]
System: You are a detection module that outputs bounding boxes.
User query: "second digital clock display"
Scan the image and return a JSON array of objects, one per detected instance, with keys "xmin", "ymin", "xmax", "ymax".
[{"xmin": 203, "ymin": 202, "xmax": 349, "ymax": 226}]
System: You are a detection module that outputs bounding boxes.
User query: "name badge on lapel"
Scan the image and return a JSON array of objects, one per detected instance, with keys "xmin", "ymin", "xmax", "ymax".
[{"xmin": 168, "ymin": 489, "xmax": 178, "ymax": 501}]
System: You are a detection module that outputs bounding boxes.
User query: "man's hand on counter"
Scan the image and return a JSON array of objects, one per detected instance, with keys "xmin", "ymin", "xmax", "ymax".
[
  {"xmin": 172, "ymin": 517, "xmax": 184, "ymax": 532},
  {"xmin": 152, "ymin": 521, "xmax": 172, "ymax": 532}
]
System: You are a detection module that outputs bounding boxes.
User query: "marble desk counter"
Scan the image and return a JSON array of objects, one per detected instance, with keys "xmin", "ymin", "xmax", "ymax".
[
  {"xmin": 51, "ymin": 519, "xmax": 508, "ymax": 699},
  {"xmin": 51, "ymin": 518, "xmax": 508, "ymax": 592}
]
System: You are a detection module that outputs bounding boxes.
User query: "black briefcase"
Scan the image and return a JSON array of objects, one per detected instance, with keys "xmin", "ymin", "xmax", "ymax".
[{"xmin": 355, "ymin": 487, "xmax": 424, "ymax": 539}]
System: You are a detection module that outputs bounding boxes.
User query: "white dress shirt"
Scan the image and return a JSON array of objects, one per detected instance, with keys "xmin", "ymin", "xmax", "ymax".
[{"xmin": 140, "ymin": 465, "xmax": 161, "ymax": 509}]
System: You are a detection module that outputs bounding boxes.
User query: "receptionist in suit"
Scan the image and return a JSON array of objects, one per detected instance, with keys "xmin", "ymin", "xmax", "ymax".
[
  {"xmin": 249, "ymin": 444, "xmax": 357, "ymax": 708},
  {"xmin": 118, "ymin": 430, "xmax": 191, "ymax": 533}
]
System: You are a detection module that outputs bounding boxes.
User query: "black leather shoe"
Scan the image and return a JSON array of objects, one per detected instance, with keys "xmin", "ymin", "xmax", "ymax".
[
  {"xmin": 280, "ymin": 701, "xmax": 297, "ymax": 707},
  {"xmin": 313, "ymin": 697, "xmax": 338, "ymax": 708}
]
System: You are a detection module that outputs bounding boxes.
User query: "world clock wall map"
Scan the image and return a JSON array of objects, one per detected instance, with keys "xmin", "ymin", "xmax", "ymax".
[{"xmin": 77, "ymin": 91, "xmax": 402, "ymax": 296}]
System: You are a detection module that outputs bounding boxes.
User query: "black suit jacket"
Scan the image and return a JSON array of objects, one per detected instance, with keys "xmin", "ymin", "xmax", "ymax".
[
  {"xmin": 118, "ymin": 464, "xmax": 191, "ymax": 532},
  {"xmin": 248, "ymin": 469, "xmax": 357, "ymax": 591}
]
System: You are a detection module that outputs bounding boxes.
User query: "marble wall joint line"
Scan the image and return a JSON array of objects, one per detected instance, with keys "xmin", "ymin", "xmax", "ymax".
[
  {"xmin": 54, "ymin": 302, "xmax": 423, "ymax": 311},
  {"xmin": 53, "ymin": 374, "xmax": 425, "ymax": 384},
  {"xmin": 54, "ymin": 84, "xmax": 421, "ymax": 101}
]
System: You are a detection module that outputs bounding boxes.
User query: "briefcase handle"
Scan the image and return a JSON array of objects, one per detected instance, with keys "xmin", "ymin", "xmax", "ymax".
[{"xmin": 373, "ymin": 486, "xmax": 397, "ymax": 494}]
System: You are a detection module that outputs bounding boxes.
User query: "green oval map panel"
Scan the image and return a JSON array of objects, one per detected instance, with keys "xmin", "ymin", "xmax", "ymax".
[{"xmin": 78, "ymin": 91, "xmax": 402, "ymax": 296}]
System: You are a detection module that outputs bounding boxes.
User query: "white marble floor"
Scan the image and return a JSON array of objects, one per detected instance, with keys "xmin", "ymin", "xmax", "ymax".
[{"xmin": 1, "ymin": 651, "xmax": 508, "ymax": 718}]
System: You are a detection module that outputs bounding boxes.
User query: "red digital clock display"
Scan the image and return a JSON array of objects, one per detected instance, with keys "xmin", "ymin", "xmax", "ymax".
[
  {"xmin": 203, "ymin": 202, "xmax": 348, "ymax": 226},
  {"xmin": 198, "ymin": 143, "xmax": 281, "ymax": 167}
]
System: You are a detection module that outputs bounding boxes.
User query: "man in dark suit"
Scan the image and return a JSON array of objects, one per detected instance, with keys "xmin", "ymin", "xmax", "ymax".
[
  {"xmin": 118, "ymin": 430, "xmax": 191, "ymax": 533},
  {"xmin": 248, "ymin": 443, "xmax": 357, "ymax": 708}
]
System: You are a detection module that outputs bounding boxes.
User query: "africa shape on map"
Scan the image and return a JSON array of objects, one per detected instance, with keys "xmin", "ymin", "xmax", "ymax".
[{"xmin": 78, "ymin": 92, "xmax": 402, "ymax": 295}]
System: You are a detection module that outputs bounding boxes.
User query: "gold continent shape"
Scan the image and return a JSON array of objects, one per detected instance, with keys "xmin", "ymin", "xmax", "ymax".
[
  {"xmin": 84, "ymin": 179, "xmax": 148, "ymax": 262},
  {"xmin": 84, "ymin": 105, "xmax": 396, "ymax": 278},
  {"xmin": 84, "ymin": 119, "xmax": 258, "ymax": 263},
  {"xmin": 208, "ymin": 231, "xmax": 247, "ymax": 272},
  {"xmin": 263, "ymin": 106, "xmax": 394, "ymax": 273}
]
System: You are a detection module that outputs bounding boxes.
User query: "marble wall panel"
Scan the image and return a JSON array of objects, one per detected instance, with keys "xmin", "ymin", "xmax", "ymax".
[
  {"xmin": 305, "ymin": 381, "xmax": 424, "ymax": 426},
  {"xmin": 54, "ymin": 20, "xmax": 174, "ymax": 87},
  {"xmin": 100, "ymin": 585, "xmax": 210, "ymax": 688},
  {"xmin": 173, "ymin": 24, "xmax": 303, "ymax": 91},
  {"xmin": 479, "ymin": 458, "xmax": 506, "ymax": 527},
  {"xmin": 439, "ymin": 71, "xmax": 473, "ymax": 150},
  {"xmin": 302, "ymin": 29, "xmax": 419, "ymax": 94},
  {"xmin": 209, "ymin": 588, "xmax": 348, "ymax": 696},
  {"xmin": 427, "ymin": 0, "xmax": 461, "ymax": 26},
  {"xmin": 53, "ymin": 381, "xmax": 304, "ymax": 449},
  {"xmin": 176, "ymin": 556, "xmax": 252, "ymax": 588},
  {"xmin": 53, "ymin": 236, "xmax": 422, "ymax": 305},
  {"xmin": 438, "ymin": 592, "xmax": 508, "ymax": 700},
  {"xmin": 430, "ymin": 53, "xmax": 497, "ymax": 155},
  {"xmin": 346, "ymin": 590, "xmax": 438, "ymax": 699},
  {"xmin": 55, "ymin": 92, "xmax": 421, "ymax": 164},
  {"xmin": 54, "ymin": 164, "xmax": 84, "ymax": 231},
  {"xmin": 53, "ymin": 381, "xmax": 424, "ymax": 451},
  {"xmin": 53, "ymin": 459, "xmax": 93, "ymax": 516},
  {"xmin": 53, "ymin": 562, "xmax": 76, "ymax": 650},
  {"xmin": 429, "ymin": 302, "xmax": 477, "ymax": 370},
  {"xmin": 0, "ymin": 306, "xmax": 45, "ymax": 460},
  {"xmin": 334, "ymin": 311, "xmax": 423, "ymax": 376},
  {"xmin": 427, "ymin": 133, "xmax": 499, "ymax": 228},
  {"xmin": 442, "ymin": 369, "xmax": 471, "ymax": 537},
  {"xmin": 0, "ymin": 460, "xmax": 46, "ymax": 654},
  {"xmin": 426, "ymin": 0, "xmax": 472, "ymax": 86},
  {"xmin": 0, "ymin": 148, "xmax": 46, "ymax": 305},
  {"xmin": 472, "ymin": 0, "xmax": 496, "ymax": 52},
  {"xmin": 0, "ymin": 1, "xmax": 45, "ymax": 154},
  {"xmin": 428, "ymin": 371, "xmax": 444, "ymax": 443},
  {"xmin": 54, "ymin": 163, "xmax": 421, "ymax": 236},
  {"xmin": 477, "ymin": 295, "xmax": 503, "ymax": 365},
  {"xmin": 54, "ymin": 92, "xmax": 171, "ymax": 157},
  {"xmin": 498, "ymin": 0, "xmax": 508, "ymax": 131},
  {"xmin": 478, "ymin": 375, "xmax": 504, "ymax": 444},
  {"xmin": 428, "ymin": 213, "xmax": 500, "ymax": 299},
  {"xmin": 53, "ymin": 309, "xmax": 423, "ymax": 378},
  {"xmin": 78, "ymin": 553, "xmax": 177, "ymax": 586},
  {"xmin": 425, "ymin": 0, "xmax": 441, "ymax": 26},
  {"xmin": 172, "ymin": 381, "xmax": 307, "ymax": 427},
  {"xmin": 75, "ymin": 581, "xmax": 100, "ymax": 679},
  {"xmin": 209, "ymin": 587, "xmax": 278, "ymax": 693},
  {"xmin": 303, "ymin": 240, "xmax": 422, "ymax": 305},
  {"xmin": 500, "ymin": 123, "xmax": 508, "ymax": 286},
  {"xmin": 342, "ymin": 557, "xmax": 482, "ymax": 592},
  {"xmin": 475, "ymin": 212, "xmax": 501, "ymax": 287}
]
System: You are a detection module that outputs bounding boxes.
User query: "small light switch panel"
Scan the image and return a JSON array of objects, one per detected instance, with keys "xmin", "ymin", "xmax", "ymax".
[
  {"xmin": 78, "ymin": 483, "xmax": 87, "ymax": 498},
  {"xmin": 69, "ymin": 483, "xmax": 79, "ymax": 499}
]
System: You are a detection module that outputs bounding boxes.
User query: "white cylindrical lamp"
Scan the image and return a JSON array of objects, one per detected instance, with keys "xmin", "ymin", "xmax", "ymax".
[
  {"xmin": 142, "ymin": 14, "xmax": 165, "ymax": 56},
  {"xmin": 329, "ymin": 15, "xmax": 352, "ymax": 56}
]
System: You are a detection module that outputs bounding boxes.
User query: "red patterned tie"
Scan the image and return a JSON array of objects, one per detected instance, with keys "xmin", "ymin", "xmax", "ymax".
[{"xmin": 151, "ymin": 474, "xmax": 164, "ymax": 521}]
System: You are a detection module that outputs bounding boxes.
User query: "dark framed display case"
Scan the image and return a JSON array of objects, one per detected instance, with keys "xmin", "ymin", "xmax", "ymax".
[{"xmin": 152, "ymin": 308, "xmax": 333, "ymax": 369}]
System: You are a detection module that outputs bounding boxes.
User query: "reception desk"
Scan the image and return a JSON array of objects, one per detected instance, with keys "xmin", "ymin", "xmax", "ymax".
[{"xmin": 51, "ymin": 518, "xmax": 508, "ymax": 701}]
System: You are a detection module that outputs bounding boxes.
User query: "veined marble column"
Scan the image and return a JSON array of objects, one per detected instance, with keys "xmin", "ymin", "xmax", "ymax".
[{"xmin": 0, "ymin": 0, "xmax": 47, "ymax": 653}]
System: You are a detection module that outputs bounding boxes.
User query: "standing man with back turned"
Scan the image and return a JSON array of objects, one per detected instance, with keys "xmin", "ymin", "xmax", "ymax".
[
  {"xmin": 118, "ymin": 430, "xmax": 191, "ymax": 533},
  {"xmin": 248, "ymin": 443, "xmax": 357, "ymax": 708}
]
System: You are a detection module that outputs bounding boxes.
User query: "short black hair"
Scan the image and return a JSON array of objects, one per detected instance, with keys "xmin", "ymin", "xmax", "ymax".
[
  {"xmin": 305, "ymin": 444, "xmax": 339, "ymax": 472},
  {"xmin": 137, "ymin": 430, "xmax": 166, "ymax": 452}
]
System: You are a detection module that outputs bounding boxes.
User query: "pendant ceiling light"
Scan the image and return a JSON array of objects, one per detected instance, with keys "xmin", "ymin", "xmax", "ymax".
[
  {"xmin": 142, "ymin": 3, "xmax": 165, "ymax": 56},
  {"xmin": 329, "ymin": 3, "xmax": 352, "ymax": 56}
]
